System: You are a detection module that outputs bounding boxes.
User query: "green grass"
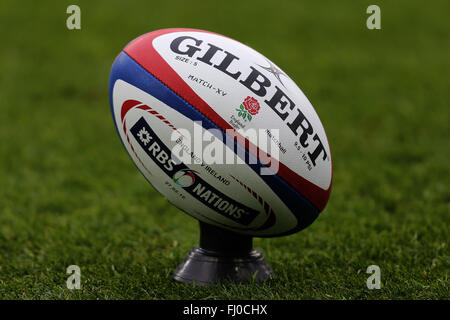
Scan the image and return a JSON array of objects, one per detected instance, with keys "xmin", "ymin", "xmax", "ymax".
[{"xmin": 0, "ymin": 0, "xmax": 448, "ymax": 299}]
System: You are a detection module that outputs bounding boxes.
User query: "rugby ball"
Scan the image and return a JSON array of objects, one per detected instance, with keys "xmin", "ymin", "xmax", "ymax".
[{"xmin": 109, "ymin": 28, "xmax": 332, "ymax": 237}]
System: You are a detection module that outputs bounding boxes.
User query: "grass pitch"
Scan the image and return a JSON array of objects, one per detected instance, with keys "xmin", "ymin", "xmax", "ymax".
[{"xmin": 0, "ymin": 0, "xmax": 448, "ymax": 299}]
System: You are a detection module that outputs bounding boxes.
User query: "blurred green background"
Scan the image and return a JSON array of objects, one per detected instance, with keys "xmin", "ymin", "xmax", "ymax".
[{"xmin": 0, "ymin": 0, "xmax": 448, "ymax": 299}]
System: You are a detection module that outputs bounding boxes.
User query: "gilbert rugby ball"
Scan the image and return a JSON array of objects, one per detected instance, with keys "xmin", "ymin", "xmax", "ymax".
[{"xmin": 109, "ymin": 28, "xmax": 332, "ymax": 237}]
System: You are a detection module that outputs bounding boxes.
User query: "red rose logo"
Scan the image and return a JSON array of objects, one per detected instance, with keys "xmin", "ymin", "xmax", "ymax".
[
  {"xmin": 235, "ymin": 96, "xmax": 260, "ymax": 121},
  {"xmin": 243, "ymin": 96, "xmax": 260, "ymax": 115}
]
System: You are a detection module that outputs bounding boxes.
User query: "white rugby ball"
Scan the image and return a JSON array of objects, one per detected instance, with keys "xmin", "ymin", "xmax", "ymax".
[{"xmin": 109, "ymin": 28, "xmax": 332, "ymax": 237}]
